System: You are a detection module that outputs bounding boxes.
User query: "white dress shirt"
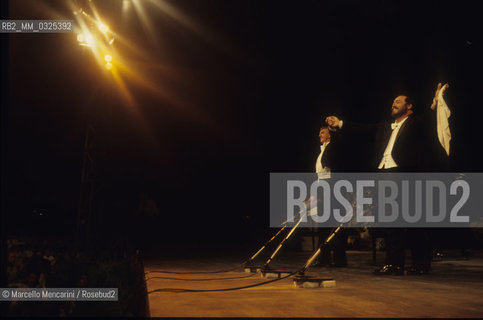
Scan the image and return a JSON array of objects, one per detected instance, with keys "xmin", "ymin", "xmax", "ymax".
[
  {"xmin": 316, "ymin": 141, "xmax": 331, "ymax": 179},
  {"xmin": 378, "ymin": 116, "xmax": 409, "ymax": 169}
]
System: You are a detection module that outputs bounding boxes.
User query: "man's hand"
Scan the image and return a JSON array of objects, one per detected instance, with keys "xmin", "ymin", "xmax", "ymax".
[
  {"xmin": 431, "ymin": 82, "xmax": 449, "ymax": 110},
  {"xmin": 325, "ymin": 116, "xmax": 341, "ymax": 128}
]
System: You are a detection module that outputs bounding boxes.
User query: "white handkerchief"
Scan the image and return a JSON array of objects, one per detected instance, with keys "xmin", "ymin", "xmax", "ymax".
[{"xmin": 436, "ymin": 91, "xmax": 451, "ymax": 156}]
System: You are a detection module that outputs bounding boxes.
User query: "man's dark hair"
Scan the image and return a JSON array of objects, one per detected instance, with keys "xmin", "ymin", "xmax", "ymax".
[
  {"xmin": 400, "ymin": 95, "xmax": 415, "ymax": 108},
  {"xmin": 319, "ymin": 125, "xmax": 331, "ymax": 134}
]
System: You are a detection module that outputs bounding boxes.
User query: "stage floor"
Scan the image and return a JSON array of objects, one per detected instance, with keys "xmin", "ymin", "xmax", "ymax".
[{"xmin": 144, "ymin": 247, "xmax": 483, "ymax": 318}]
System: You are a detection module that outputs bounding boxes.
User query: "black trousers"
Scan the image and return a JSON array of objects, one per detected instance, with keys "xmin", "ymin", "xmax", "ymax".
[
  {"xmin": 383, "ymin": 228, "xmax": 432, "ymax": 270},
  {"xmin": 314, "ymin": 178, "xmax": 348, "ymax": 266},
  {"xmin": 377, "ymin": 168, "xmax": 432, "ymax": 270}
]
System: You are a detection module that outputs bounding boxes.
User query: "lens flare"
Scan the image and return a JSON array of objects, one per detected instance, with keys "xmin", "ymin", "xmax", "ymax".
[
  {"xmin": 97, "ymin": 21, "xmax": 109, "ymax": 33},
  {"xmin": 85, "ymin": 33, "xmax": 94, "ymax": 46}
]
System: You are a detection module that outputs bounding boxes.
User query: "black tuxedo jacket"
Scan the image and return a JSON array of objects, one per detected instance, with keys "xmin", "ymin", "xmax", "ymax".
[
  {"xmin": 315, "ymin": 142, "xmax": 335, "ymax": 173},
  {"xmin": 338, "ymin": 111, "xmax": 449, "ymax": 172},
  {"xmin": 313, "ymin": 135, "xmax": 349, "ymax": 173}
]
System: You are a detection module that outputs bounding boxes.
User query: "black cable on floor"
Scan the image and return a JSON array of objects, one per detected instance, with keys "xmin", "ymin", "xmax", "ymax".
[
  {"xmin": 146, "ymin": 225, "xmax": 345, "ymax": 293},
  {"xmin": 145, "ymin": 264, "xmax": 243, "ymax": 275},
  {"xmin": 145, "ymin": 273, "xmax": 257, "ymax": 281},
  {"xmin": 147, "ymin": 270, "xmax": 298, "ymax": 293}
]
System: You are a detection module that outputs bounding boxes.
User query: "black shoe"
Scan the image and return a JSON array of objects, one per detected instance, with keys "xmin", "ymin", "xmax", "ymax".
[
  {"xmin": 433, "ymin": 251, "xmax": 444, "ymax": 261},
  {"xmin": 407, "ymin": 266, "xmax": 430, "ymax": 275},
  {"xmin": 373, "ymin": 264, "xmax": 404, "ymax": 275}
]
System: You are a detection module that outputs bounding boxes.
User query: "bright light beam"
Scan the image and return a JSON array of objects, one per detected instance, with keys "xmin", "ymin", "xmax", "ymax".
[
  {"xmin": 132, "ymin": 0, "xmax": 158, "ymax": 44},
  {"xmin": 97, "ymin": 21, "xmax": 109, "ymax": 33}
]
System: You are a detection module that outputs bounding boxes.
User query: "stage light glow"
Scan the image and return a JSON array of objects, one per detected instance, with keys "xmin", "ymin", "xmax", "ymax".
[
  {"xmin": 85, "ymin": 33, "xmax": 94, "ymax": 46},
  {"xmin": 123, "ymin": 0, "xmax": 132, "ymax": 13},
  {"xmin": 77, "ymin": 33, "xmax": 95, "ymax": 47},
  {"xmin": 97, "ymin": 21, "xmax": 109, "ymax": 33},
  {"xmin": 70, "ymin": 0, "xmax": 182, "ymax": 112},
  {"xmin": 132, "ymin": 0, "xmax": 157, "ymax": 42},
  {"xmin": 148, "ymin": 0, "xmax": 222, "ymax": 50}
]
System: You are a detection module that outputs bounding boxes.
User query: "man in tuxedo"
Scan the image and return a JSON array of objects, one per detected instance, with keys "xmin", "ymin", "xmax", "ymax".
[
  {"xmin": 315, "ymin": 126, "xmax": 335, "ymax": 178},
  {"xmin": 313, "ymin": 125, "xmax": 348, "ymax": 267},
  {"xmin": 324, "ymin": 83, "xmax": 450, "ymax": 275}
]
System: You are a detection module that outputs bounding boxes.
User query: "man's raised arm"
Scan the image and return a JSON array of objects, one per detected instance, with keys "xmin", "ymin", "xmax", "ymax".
[
  {"xmin": 325, "ymin": 116, "xmax": 343, "ymax": 130},
  {"xmin": 430, "ymin": 82, "xmax": 451, "ymax": 156}
]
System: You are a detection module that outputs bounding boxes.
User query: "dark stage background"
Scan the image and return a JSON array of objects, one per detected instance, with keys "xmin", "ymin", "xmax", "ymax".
[{"xmin": 3, "ymin": 0, "xmax": 482, "ymax": 248}]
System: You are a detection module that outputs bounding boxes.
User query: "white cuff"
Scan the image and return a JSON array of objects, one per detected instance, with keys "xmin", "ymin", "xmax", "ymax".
[{"xmin": 328, "ymin": 120, "xmax": 343, "ymax": 132}]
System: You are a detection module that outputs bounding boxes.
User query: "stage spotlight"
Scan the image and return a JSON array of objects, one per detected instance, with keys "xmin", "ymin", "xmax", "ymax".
[
  {"xmin": 77, "ymin": 33, "xmax": 94, "ymax": 47},
  {"xmin": 105, "ymin": 62, "xmax": 113, "ymax": 70},
  {"xmin": 104, "ymin": 54, "xmax": 112, "ymax": 62},
  {"xmin": 85, "ymin": 33, "xmax": 94, "ymax": 46},
  {"xmin": 97, "ymin": 21, "xmax": 109, "ymax": 33}
]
